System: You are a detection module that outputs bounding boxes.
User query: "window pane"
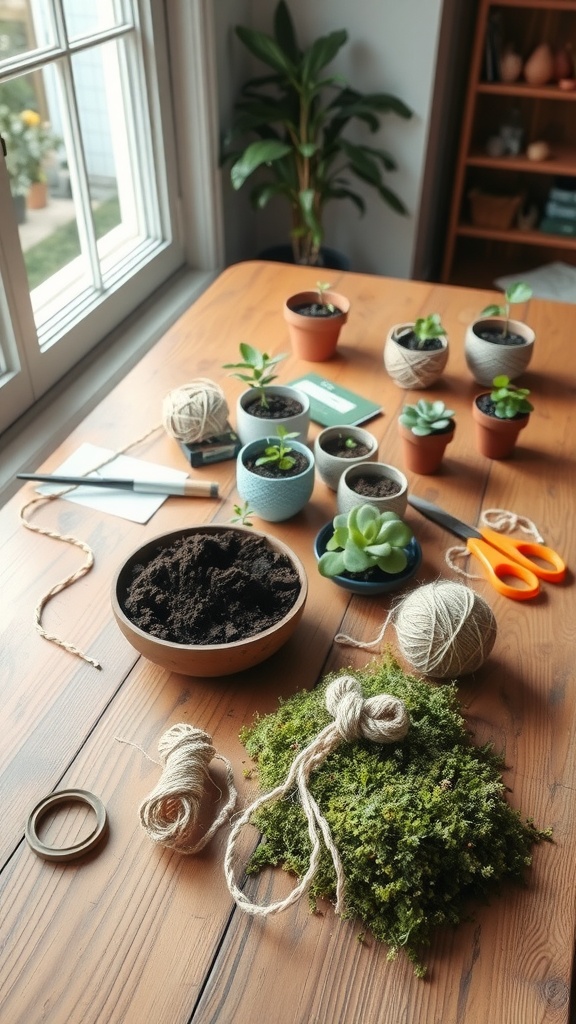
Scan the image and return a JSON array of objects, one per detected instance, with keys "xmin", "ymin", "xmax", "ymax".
[
  {"xmin": 62, "ymin": 0, "xmax": 127, "ymax": 41},
  {"xmin": 0, "ymin": 1, "xmax": 55, "ymax": 62}
]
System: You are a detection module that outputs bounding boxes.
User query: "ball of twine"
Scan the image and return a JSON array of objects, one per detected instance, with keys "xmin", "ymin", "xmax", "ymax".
[
  {"xmin": 384, "ymin": 330, "xmax": 448, "ymax": 389},
  {"xmin": 162, "ymin": 379, "xmax": 229, "ymax": 443},
  {"xmin": 393, "ymin": 581, "xmax": 497, "ymax": 679}
]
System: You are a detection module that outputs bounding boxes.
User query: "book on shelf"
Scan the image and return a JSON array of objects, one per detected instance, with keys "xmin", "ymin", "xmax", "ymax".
[{"xmin": 288, "ymin": 373, "xmax": 382, "ymax": 427}]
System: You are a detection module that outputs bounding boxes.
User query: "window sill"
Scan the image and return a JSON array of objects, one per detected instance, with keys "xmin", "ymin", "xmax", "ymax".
[{"xmin": 0, "ymin": 265, "xmax": 218, "ymax": 507}]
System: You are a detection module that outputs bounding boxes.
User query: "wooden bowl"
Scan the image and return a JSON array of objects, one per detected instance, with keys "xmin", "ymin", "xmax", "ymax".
[{"xmin": 111, "ymin": 525, "xmax": 307, "ymax": 676}]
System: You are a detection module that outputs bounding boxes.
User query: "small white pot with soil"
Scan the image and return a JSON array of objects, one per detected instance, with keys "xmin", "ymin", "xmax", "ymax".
[
  {"xmin": 337, "ymin": 462, "xmax": 408, "ymax": 517},
  {"xmin": 111, "ymin": 525, "xmax": 308, "ymax": 676},
  {"xmin": 384, "ymin": 322, "xmax": 449, "ymax": 389},
  {"xmin": 314, "ymin": 425, "xmax": 378, "ymax": 490},
  {"xmin": 284, "ymin": 289, "xmax": 350, "ymax": 361},
  {"xmin": 236, "ymin": 436, "xmax": 315, "ymax": 522},
  {"xmin": 235, "ymin": 385, "xmax": 310, "ymax": 446},
  {"xmin": 465, "ymin": 317, "xmax": 534, "ymax": 386}
]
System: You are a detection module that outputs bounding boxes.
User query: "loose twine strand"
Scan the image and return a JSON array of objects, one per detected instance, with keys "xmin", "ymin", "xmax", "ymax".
[
  {"xmin": 224, "ymin": 674, "xmax": 409, "ymax": 917},
  {"xmin": 445, "ymin": 507, "xmax": 544, "ymax": 579},
  {"xmin": 117, "ymin": 724, "xmax": 237, "ymax": 854}
]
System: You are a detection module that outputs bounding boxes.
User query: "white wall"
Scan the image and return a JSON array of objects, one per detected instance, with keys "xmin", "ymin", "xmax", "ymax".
[{"xmin": 217, "ymin": 0, "xmax": 448, "ymax": 279}]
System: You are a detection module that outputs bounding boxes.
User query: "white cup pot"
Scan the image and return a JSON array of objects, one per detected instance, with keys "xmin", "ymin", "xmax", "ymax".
[
  {"xmin": 337, "ymin": 462, "xmax": 408, "ymax": 517},
  {"xmin": 464, "ymin": 318, "xmax": 535, "ymax": 386},
  {"xmin": 235, "ymin": 385, "xmax": 310, "ymax": 446},
  {"xmin": 313, "ymin": 425, "xmax": 378, "ymax": 490}
]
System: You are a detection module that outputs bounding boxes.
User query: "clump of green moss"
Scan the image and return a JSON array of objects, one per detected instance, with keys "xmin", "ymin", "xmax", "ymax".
[{"xmin": 240, "ymin": 652, "xmax": 551, "ymax": 976}]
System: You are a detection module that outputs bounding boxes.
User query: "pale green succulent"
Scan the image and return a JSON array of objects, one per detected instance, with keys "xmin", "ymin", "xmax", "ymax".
[
  {"xmin": 318, "ymin": 503, "xmax": 413, "ymax": 578},
  {"xmin": 399, "ymin": 399, "xmax": 455, "ymax": 436}
]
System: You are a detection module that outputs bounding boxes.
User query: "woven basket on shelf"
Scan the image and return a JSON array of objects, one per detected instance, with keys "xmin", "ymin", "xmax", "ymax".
[{"xmin": 468, "ymin": 189, "xmax": 524, "ymax": 230}]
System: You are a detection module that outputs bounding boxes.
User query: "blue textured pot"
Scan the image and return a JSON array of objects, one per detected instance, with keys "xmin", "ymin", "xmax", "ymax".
[
  {"xmin": 237, "ymin": 438, "xmax": 315, "ymax": 522},
  {"xmin": 314, "ymin": 522, "xmax": 422, "ymax": 595}
]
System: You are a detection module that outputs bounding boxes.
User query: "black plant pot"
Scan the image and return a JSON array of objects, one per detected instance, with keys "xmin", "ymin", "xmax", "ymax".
[{"xmin": 257, "ymin": 244, "xmax": 350, "ymax": 272}]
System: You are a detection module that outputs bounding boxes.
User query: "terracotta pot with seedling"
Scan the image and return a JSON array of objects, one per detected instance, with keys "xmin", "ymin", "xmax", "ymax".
[
  {"xmin": 472, "ymin": 374, "xmax": 533, "ymax": 459},
  {"xmin": 465, "ymin": 282, "xmax": 534, "ymax": 386},
  {"xmin": 314, "ymin": 503, "xmax": 421, "ymax": 595},
  {"xmin": 337, "ymin": 461, "xmax": 408, "ymax": 517},
  {"xmin": 236, "ymin": 426, "xmax": 315, "ymax": 522},
  {"xmin": 314, "ymin": 424, "xmax": 378, "ymax": 490},
  {"xmin": 284, "ymin": 281, "xmax": 350, "ymax": 361},
  {"xmin": 398, "ymin": 399, "xmax": 456, "ymax": 474},
  {"xmin": 384, "ymin": 313, "xmax": 449, "ymax": 389},
  {"xmin": 224, "ymin": 342, "xmax": 310, "ymax": 445}
]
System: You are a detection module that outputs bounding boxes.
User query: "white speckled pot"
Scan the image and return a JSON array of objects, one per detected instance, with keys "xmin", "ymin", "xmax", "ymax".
[
  {"xmin": 235, "ymin": 386, "xmax": 310, "ymax": 446},
  {"xmin": 465, "ymin": 318, "xmax": 534, "ymax": 386},
  {"xmin": 337, "ymin": 462, "xmax": 408, "ymax": 517},
  {"xmin": 237, "ymin": 438, "xmax": 315, "ymax": 522},
  {"xmin": 314, "ymin": 425, "xmax": 378, "ymax": 490}
]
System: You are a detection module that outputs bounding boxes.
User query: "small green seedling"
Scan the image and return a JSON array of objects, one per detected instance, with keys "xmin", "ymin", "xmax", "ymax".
[
  {"xmin": 412, "ymin": 313, "xmax": 446, "ymax": 348},
  {"xmin": 231, "ymin": 500, "xmax": 254, "ymax": 526},
  {"xmin": 316, "ymin": 280, "xmax": 335, "ymax": 313},
  {"xmin": 481, "ymin": 281, "xmax": 533, "ymax": 339},
  {"xmin": 255, "ymin": 425, "xmax": 299, "ymax": 471},
  {"xmin": 318, "ymin": 503, "xmax": 414, "ymax": 578},
  {"xmin": 399, "ymin": 399, "xmax": 455, "ymax": 436},
  {"xmin": 223, "ymin": 342, "xmax": 287, "ymax": 409},
  {"xmin": 489, "ymin": 375, "xmax": 533, "ymax": 419},
  {"xmin": 344, "ymin": 436, "xmax": 358, "ymax": 450}
]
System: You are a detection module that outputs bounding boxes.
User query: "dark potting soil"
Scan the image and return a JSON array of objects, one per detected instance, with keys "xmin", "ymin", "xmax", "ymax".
[
  {"xmin": 243, "ymin": 450, "xmax": 310, "ymax": 479},
  {"xmin": 122, "ymin": 531, "xmax": 301, "ymax": 645},
  {"xmin": 291, "ymin": 302, "xmax": 343, "ymax": 318},
  {"xmin": 245, "ymin": 394, "xmax": 304, "ymax": 420},
  {"xmin": 351, "ymin": 475, "xmax": 401, "ymax": 498},
  {"xmin": 473, "ymin": 326, "xmax": 526, "ymax": 347},
  {"xmin": 476, "ymin": 394, "xmax": 525, "ymax": 420},
  {"xmin": 395, "ymin": 330, "xmax": 443, "ymax": 352},
  {"xmin": 321, "ymin": 436, "xmax": 371, "ymax": 458}
]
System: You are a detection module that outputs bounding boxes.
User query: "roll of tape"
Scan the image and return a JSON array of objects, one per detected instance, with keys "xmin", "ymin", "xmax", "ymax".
[{"xmin": 25, "ymin": 789, "xmax": 108, "ymax": 862}]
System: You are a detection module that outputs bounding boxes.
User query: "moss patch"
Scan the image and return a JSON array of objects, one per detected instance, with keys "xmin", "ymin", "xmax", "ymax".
[{"xmin": 240, "ymin": 653, "xmax": 550, "ymax": 975}]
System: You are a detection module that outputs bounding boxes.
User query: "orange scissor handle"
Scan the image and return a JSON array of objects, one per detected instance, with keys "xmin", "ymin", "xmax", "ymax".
[
  {"xmin": 466, "ymin": 536, "xmax": 541, "ymax": 600},
  {"xmin": 479, "ymin": 526, "xmax": 566, "ymax": 583}
]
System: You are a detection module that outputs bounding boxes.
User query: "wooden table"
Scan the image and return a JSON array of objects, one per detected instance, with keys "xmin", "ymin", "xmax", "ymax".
[{"xmin": 1, "ymin": 261, "xmax": 575, "ymax": 1023}]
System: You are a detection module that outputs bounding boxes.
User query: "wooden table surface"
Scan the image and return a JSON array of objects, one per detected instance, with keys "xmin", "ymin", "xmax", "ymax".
[{"xmin": 1, "ymin": 261, "xmax": 575, "ymax": 1024}]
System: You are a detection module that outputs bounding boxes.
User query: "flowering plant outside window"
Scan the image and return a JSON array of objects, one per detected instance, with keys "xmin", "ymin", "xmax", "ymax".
[{"xmin": 0, "ymin": 105, "xmax": 61, "ymax": 197}]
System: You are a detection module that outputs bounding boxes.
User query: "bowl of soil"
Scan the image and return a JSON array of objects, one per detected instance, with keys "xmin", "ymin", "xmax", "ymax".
[
  {"xmin": 337, "ymin": 462, "xmax": 408, "ymax": 517},
  {"xmin": 314, "ymin": 425, "xmax": 378, "ymax": 490},
  {"xmin": 112, "ymin": 525, "xmax": 307, "ymax": 676}
]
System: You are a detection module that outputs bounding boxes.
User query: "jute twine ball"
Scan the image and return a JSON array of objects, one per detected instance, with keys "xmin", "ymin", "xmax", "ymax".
[
  {"xmin": 393, "ymin": 581, "xmax": 497, "ymax": 679},
  {"xmin": 162, "ymin": 379, "xmax": 229, "ymax": 444}
]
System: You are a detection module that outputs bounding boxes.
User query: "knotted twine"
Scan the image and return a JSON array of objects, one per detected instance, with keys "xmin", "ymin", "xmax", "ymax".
[
  {"xmin": 445, "ymin": 507, "xmax": 544, "ymax": 579},
  {"xmin": 224, "ymin": 674, "xmax": 409, "ymax": 916},
  {"xmin": 18, "ymin": 379, "xmax": 229, "ymax": 668},
  {"xmin": 118, "ymin": 723, "xmax": 237, "ymax": 853}
]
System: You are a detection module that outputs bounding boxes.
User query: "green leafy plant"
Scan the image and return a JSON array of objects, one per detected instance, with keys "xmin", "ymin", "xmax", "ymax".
[
  {"xmin": 0, "ymin": 104, "xmax": 61, "ymax": 196},
  {"xmin": 316, "ymin": 280, "xmax": 335, "ymax": 312},
  {"xmin": 221, "ymin": 0, "xmax": 412, "ymax": 266},
  {"xmin": 255, "ymin": 425, "xmax": 299, "ymax": 471},
  {"xmin": 489, "ymin": 375, "xmax": 533, "ymax": 419},
  {"xmin": 318, "ymin": 503, "xmax": 413, "ymax": 578},
  {"xmin": 231, "ymin": 500, "xmax": 254, "ymax": 526},
  {"xmin": 481, "ymin": 281, "xmax": 533, "ymax": 339},
  {"xmin": 223, "ymin": 342, "xmax": 287, "ymax": 409},
  {"xmin": 399, "ymin": 399, "xmax": 455, "ymax": 436},
  {"xmin": 343, "ymin": 436, "xmax": 358, "ymax": 450},
  {"xmin": 240, "ymin": 658, "xmax": 551, "ymax": 976}
]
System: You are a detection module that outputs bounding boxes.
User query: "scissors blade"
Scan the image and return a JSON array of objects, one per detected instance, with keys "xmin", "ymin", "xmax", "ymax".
[{"xmin": 408, "ymin": 495, "xmax": 482, "ymax": 542}]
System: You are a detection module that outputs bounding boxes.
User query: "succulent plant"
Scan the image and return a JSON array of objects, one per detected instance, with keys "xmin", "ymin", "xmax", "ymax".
[
  {"xmin": 399, "ymin": 399, "xmax": 455, "ymax": 436},
  {"xmin": 318, "ymin": 503, "xmax": 414, "ymax": 578},
  {"xmin": 489, "ymin": 375, "xmax": 533, "ymax": 419}
]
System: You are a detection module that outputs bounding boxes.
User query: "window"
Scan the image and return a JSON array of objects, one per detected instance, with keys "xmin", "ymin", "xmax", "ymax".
[{"xmin": 0, "ymin": 0, "xmax": 189, "ymax": 435}]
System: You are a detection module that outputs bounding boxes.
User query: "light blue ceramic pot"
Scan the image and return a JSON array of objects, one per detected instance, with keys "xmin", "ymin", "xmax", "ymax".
[{"xmin": 236, "ymin": 438, "xmax": 315, "ymax": 522}]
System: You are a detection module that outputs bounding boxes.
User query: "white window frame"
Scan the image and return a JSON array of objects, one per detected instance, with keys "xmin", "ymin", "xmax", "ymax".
[{"xmin": 0, "ymin": 0, "xmax": 224, "ymax": 440}]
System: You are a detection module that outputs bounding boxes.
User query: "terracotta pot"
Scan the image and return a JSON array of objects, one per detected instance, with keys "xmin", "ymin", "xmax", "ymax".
[
  {"xmin": 465, "ymin": 318, "xmax": 534, "ymax": 386},
  {"xmin": 235, "ymin": 385, "xmax": 310, "ymax": 446},
  {"xmin": 27, "ymin": 181, "xmax": 48, "ymax": 210},
  {"xmin": 284, "ymin": 290, "xmax": 350, "ymax": 361},
  {"xmin": 398, "ymin": 421, "xmax": 455, "ymax": 474},
  {"xmin": 313, "ymin": 425, "xmax": 378, "ymax": 490},
  {"xmin": 472, "ymin": 395, "xmax": 529, "ymax": 459},
  {"xmin": 384, "ymin": 323, "xmax": 449, "ymax": 389},
  {"xmin": 111, "ymin": 525, "xmax": 307, "ymax": 676},
  {"xmin": 337, "ymin": 462, "xmax": 408, "ymax": 517}
]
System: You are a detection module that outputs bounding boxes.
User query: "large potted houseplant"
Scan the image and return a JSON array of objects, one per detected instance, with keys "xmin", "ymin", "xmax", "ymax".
[
  {"xmin": 236, "ymin": 426, "xmax": 315, "ymax": 522},
  {"xmin": 473, "ymin": 375, "xmax": 533, "ymax": 459},
  {"xmin": 398, "ymin": 399, "xmax": 456, "ymax": 474},
  {"xmin": 221, "ymin": 0, "xmax": 412, "ymax": 267},
  {"xmin": 284, "ymin": 281, "xmax": 350, "ymax": 361},
  {"xmin": 224, "ymin": 342, "xmax": 310, "ymax": 445},
  {"xmin": 465, "ymin": 282, "xmax": 534, "ymax": 386},
  {"xmin": 384, "ymin": 313, "xmax": 449, "ymax": 390}
]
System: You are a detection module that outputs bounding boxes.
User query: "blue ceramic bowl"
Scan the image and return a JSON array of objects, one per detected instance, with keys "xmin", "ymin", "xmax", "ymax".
[{"xmin": 314, "ymin": 522, "xmax": 422, "ymax": 595}]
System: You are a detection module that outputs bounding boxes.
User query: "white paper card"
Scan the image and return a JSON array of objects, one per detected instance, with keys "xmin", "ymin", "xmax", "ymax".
[{"xmin": 36, "ymin": 443, "xmax": 189, "ymax": 523}]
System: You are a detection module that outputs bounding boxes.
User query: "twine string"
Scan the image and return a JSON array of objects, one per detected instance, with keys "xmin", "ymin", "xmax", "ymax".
[
  {"xmin": 224, "ymin": 675, "xmax": 409, "ymax": 917},
  {"xmin": 445, "ymin": 508, "xmax": 545, "ymax": 579}
]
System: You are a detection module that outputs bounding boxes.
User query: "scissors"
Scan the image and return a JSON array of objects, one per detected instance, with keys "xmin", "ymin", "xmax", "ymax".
[{"xmin": 408, "ymin": 495, "xmax": 566, "ymax": 601}]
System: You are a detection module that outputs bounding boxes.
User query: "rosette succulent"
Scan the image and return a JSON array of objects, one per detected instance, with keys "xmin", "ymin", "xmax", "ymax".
[{"xmin": 318, "ymin": 503, "xmax": 414, "ymax": 577}]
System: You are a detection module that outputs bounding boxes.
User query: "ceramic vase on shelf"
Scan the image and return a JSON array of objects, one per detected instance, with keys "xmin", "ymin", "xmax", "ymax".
[{"xmin": 284, "ymin": 289, "xmax": 350, "ymax": 361}]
